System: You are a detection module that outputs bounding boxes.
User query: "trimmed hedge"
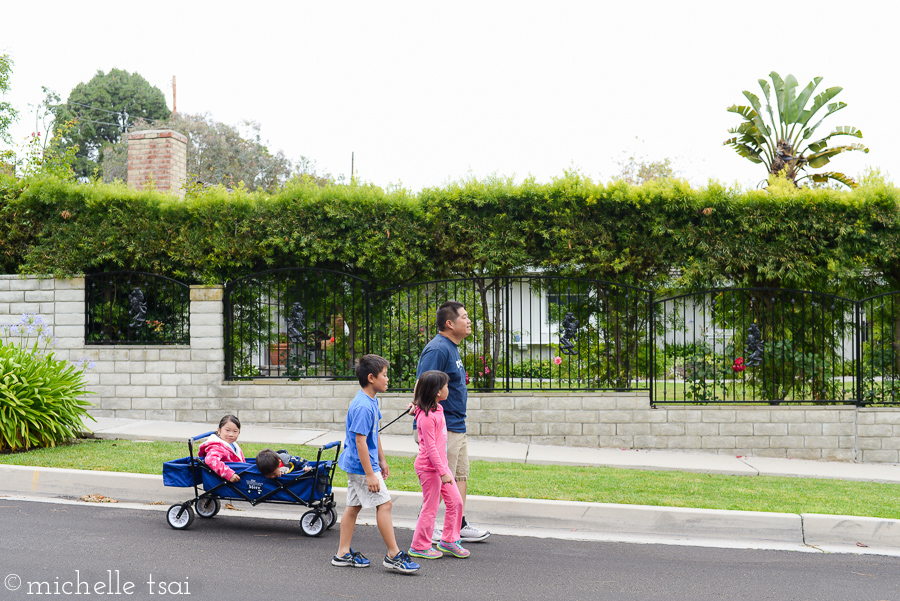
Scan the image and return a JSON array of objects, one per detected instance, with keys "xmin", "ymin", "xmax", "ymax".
[{"xmin": 1, "ymin": 172, "xmax": 899, "ymax": 294}]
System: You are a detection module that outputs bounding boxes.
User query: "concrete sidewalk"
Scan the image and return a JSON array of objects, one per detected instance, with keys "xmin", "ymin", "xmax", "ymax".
[{"xmin": 3, "ymin": 417, "xmax": 900, "ymax": 557}]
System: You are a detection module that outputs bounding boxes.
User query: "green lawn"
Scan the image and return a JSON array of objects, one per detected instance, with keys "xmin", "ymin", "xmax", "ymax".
[{"xmin": 2, "ymin": 438, "xmax": 899, "ymax": 520}]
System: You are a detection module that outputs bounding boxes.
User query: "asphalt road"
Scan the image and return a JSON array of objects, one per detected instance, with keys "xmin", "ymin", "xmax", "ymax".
[{"xmin": 1, "ymin": 499, "xmax": 899, "ymax": 601}]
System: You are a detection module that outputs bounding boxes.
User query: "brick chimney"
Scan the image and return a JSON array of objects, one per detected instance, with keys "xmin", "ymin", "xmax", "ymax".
[{"xmin": 127, "ymin": 129, "xmax": 188, "ymax": 197}]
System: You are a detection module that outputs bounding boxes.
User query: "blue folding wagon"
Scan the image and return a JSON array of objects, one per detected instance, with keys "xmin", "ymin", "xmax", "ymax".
[{"xmin": 162, "ymin": 431, "xmax": 340, "ymax": 536}]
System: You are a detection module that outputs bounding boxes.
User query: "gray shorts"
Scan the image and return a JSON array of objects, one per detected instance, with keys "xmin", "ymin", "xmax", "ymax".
[{"xmin": 345, "ymin": 472, "xmax": 392, "ymax": 509}]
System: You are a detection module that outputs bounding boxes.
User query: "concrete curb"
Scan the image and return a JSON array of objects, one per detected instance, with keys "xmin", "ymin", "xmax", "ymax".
[
  {"xmin": 801, "ymin": 513, "xmax": 900, "ymax": 554},
  {"xmin": 4, "ymin": 464, "xmax": 899, "ymax": 555}
]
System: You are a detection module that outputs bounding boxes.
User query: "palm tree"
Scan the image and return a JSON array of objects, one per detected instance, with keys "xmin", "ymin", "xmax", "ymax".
[{"xmin": 724, "ymin": 72, "xmax": 868, "ymax": 188}]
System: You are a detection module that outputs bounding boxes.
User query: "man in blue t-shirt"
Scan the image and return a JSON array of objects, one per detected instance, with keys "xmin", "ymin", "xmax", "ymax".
[{"xmin": 415, "ymin": 300, "xmax": 490, "ymax": 542}]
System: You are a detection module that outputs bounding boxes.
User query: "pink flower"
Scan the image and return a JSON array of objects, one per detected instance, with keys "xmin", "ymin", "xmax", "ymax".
[
  {"xmin": 553, "ymin": 356, "xmax": 562, "ymax": 365},
  {"xmin": 484, "ymin": 367, "xmax": 490, "ymax": 374}
]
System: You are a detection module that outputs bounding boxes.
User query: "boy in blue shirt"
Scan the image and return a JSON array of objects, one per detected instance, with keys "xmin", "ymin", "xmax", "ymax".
[{"xmin": 332, "ymin": 354, "xmax": 420, "ymax": 574}]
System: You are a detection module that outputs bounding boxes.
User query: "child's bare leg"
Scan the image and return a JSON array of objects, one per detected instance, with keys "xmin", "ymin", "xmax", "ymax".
[
  {"xmin": 375, "ymin": 500, "xmax": 401, "ymax": 557},
  {"xmin": 336, "ymin": 505, "xmax": 362, "ymax": 556}
]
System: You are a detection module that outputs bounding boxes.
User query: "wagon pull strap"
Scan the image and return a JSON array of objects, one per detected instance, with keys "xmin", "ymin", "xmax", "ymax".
[{"xmin": 379, "ymin": 409, "xmax": 411, "ymax": 433}]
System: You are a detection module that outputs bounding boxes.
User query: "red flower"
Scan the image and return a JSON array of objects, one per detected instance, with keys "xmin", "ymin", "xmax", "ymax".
[{"xmin": 732, "ymin": 357, "xmax": 745, "ymax": 373}]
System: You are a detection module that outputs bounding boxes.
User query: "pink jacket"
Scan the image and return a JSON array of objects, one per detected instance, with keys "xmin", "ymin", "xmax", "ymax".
[
  {"xmin": 198, "ymin": 434, "xmax": 246, "ymax": 480},
  {"xmin": 414, "ymin": 404, "xmax": 449, "ymax": 475}
]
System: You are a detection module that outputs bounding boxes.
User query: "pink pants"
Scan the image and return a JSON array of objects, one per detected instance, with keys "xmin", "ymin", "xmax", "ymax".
[{"xmin": 410, "ymin": 469, "xmax": 464, "ymax": 550}]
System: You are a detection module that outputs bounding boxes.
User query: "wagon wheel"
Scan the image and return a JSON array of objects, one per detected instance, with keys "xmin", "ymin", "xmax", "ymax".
[
  {"xmin": 300, "ymin": 511, "xmax": 325, "ymax": 537},
  {"xmin": 195, "ymin": 497, "xmax": 221, "ymax": 518},
  {"xmin": 166, "ymin": 504, "xmax": 195, "ymax": 530},
  {"xmin": 325, "ymin": 507, "xmax": 337, "ymax": 529}
]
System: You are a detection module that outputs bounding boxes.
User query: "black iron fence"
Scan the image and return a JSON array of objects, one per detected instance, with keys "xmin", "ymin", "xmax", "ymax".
[
  {"xmin": 653, "ymin": 288, "xmax": 900, "ymax": 405},
  {"xmin": 84, "ymin": 270, "xmax": 900, "ymax": 405},
  {"xmin": 85, "ymin": 272, "xmax": 190, "ymax": 345},
  {"xmin": 224, "ymin": 269, "xmax": 370, "ymax": 379},
  {"xmin": 224, "ymin": 270, "xmax": 652, "ymax": 393},
  {"xmin": 654, "ymin": 288, "xmax": 858, "ymax": 404},
  {"xmin": 368, "ymin": 276, "xmax": 651, "ymax": 391}
]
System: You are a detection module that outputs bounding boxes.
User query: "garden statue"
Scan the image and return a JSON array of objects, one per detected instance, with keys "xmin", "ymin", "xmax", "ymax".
[
  {"xmin": 559, "ymin": 312, "xmax": 580, "ymax": 356},
  {"xmin": 745, "ymin": 322, "xmax": 764, "ymax": 367},
  {"xmin": 128, "ymin": 288, "xmax": 147, "ymax": 328},
  {"xmin": 287, "ymin": 302, "xmax": 306, "ymax": 344}
]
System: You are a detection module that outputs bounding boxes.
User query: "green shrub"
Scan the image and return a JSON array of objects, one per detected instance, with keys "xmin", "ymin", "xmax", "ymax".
[
  {"xmin": 0, "ymin": 314, "xmax": 95, "ymax": 451},
  {"xmin": 509, "ymin": 357, "xmax": 554, "ymax": 380}
]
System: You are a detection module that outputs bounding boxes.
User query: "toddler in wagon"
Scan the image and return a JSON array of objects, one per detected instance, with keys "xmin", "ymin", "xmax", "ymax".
[{"xmin": 256, "ymin": 448, "xmax": 312, "ymax": 478}]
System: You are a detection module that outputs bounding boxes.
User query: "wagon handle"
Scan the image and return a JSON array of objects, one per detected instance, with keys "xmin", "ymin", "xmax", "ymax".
[
  {"xmin": 187, "ymin": 431, "xmax": 215, "ymax": 500},
  {"xmin": 378, "ymin": 408, "xmax": 411, "ymax": 432},
  {"xmin": 320, "ymin": 441, "xmax": 340, "ymax": 450}
]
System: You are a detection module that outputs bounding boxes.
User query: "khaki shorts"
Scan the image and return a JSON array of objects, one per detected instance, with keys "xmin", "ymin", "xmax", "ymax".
[
  {"xmin": 345, "ymin": 472, "xmax": 392, "ymax": 509},
  {"xmin": 413, "ymin": 428, "xmax": 469, "ymax": 481},
  {"xmin": 446, "ymin": 431, "xmax": 469, "ymax": 482}
]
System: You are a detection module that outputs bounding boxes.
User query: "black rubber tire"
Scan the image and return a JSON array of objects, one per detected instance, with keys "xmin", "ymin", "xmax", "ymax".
[
  {"xmin": 325, "ymin": 507, "xmax": 337, "ymax": 529},
  {"xmin": 300, "ymin": 511, "xmax": 325, "ymax": 537},
  {"xmin": 166, "ymin": 504, "xmax": 195, "ymax": 530},
  {"xmin": 195, "ymin": 497, "xmax": 220, "ymax": 518}
]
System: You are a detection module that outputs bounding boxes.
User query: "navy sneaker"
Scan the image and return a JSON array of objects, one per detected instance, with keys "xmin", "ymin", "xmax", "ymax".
[
  {"xmin": 383, "ymin": 550, "xmax": 420, "ymax": 574},
  {"xmin": 332, "ymin": 548, "xmax": 370, "ymax": 568}
]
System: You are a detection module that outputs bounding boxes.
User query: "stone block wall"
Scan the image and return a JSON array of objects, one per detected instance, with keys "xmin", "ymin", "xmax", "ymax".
[{"xmin": 4, "ymin": 275, "xmax": 900, "ymax": 463}]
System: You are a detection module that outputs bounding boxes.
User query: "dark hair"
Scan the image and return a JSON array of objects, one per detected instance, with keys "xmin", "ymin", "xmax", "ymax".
[
  {"xmin": 436, "ymin": 301, "xmax": 465, "ymax": 332},
  {"xmin": 356, "ymin": 354, "xmax": 390, "ymax": 388},
  {"xmin": 218, "ymin": 414, "xmax": 241, "ymax": 431},
  {"xmin": 256, "ymin": 448, "xmax": 281, "ymax": 476},
  {"xmin": 415, "ymin": 370, "xmax": 449, "ymax": 415}
]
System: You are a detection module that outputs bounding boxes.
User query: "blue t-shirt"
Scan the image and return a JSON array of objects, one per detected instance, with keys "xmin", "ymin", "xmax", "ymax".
[
  {"xmin": 416, "ymin": 333, "xmax": 467, "ymax": 433},
  {"xmin": 338, "ymin": 389, "xmax": 382, "ymax": 475}
]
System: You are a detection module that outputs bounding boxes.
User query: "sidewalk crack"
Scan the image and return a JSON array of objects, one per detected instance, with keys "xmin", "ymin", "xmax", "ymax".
[{"xmin": 736, "ymin": 457, "xmax": 760, "ymax": 476}]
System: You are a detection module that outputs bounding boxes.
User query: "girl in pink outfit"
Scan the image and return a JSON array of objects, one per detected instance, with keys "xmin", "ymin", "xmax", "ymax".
[
  {"xmin": 198, "ymin": 415, "xmax": 246, "ymax": 483},
  {"xmin": 408, "ymin": 371, "xmax": 470, "ymax": 559}
]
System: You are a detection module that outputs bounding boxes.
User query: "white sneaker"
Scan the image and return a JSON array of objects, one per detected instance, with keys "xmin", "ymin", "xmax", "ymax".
[
  {"xmin": 431, "ymin": 528, "xmax": 443, "ymax": 543},
  {"xmin": 459, "ymin": 522, "xmax": 490, "ymax": 542}
]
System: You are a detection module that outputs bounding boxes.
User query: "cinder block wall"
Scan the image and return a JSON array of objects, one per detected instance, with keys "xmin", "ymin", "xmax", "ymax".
[
  {"xmin": 126, "ymin": 129, "xmax": 188, "ymax": 197},
  {"xmin": 5, "ymin": 275, "xmax": 900, "ymax": 463}
]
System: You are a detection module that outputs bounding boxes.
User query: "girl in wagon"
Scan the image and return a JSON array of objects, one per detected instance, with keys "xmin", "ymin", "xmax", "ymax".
[{"xmin": 198, "ymin": 415, "xmax": 246, "ymax": 483}]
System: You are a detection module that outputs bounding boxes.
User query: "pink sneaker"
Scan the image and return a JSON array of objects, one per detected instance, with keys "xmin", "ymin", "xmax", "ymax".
[
  {"xmin": 408, "ymin": 546, "xmax": 443, "ymax": 559},
  {"xmin": 436, "ymin": 539, "xmax": 470, "ymax": 558}
]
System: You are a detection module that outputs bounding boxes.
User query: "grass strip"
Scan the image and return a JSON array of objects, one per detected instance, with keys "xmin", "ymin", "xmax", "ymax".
[{"xmin": 1, "ymin": 438, "xmax": 898, "ymax": 520}]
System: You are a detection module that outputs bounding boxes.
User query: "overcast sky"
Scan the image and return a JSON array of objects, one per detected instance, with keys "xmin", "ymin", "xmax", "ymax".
[{"xmin": 2, "ymin": 1, "xmax": 894, "ymax": 191}]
